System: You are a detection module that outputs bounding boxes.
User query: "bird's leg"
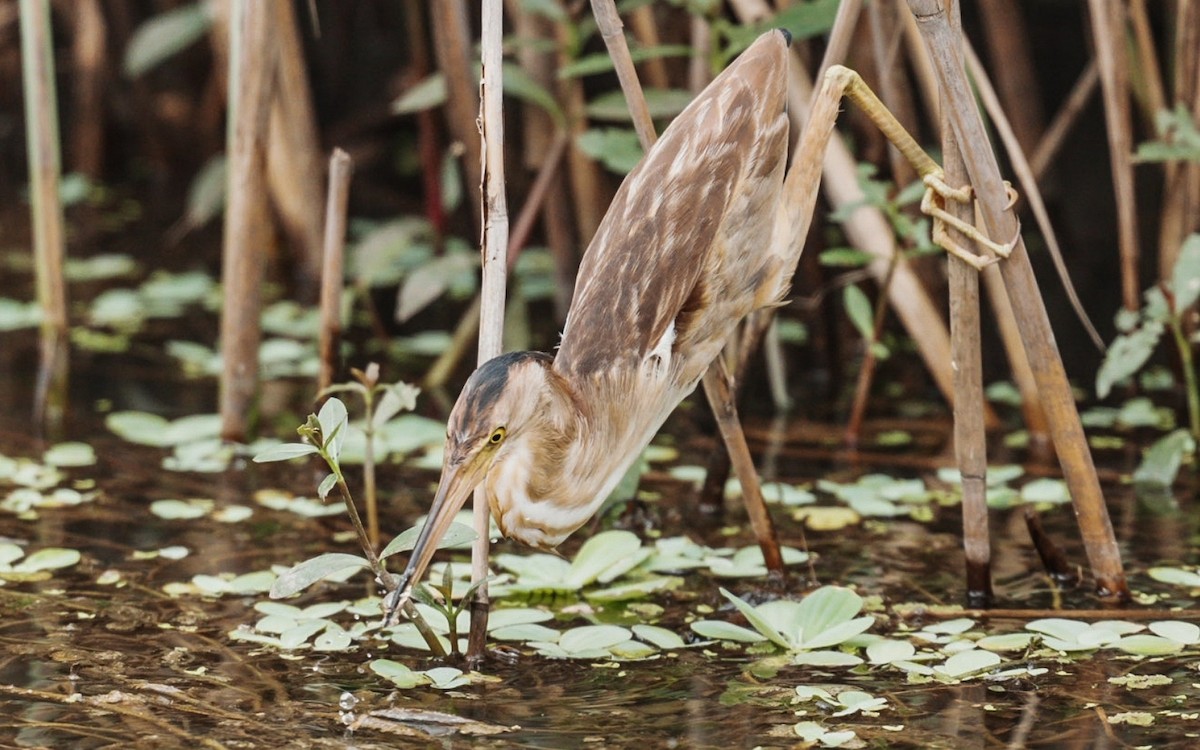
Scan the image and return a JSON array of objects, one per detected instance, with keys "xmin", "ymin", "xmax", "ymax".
[
  {"xmin": 701, "ymin": 357, "xmax": 785, "ymax": 577},
  {"xmin": 921, "ymin": 174, "xmax": 1020, "ymax": 269}
]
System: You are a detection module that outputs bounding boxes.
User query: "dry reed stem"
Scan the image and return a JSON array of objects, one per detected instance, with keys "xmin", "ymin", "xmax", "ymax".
[
  {"xmin": 866, "ymin": 0, "xmax": 918, "ymax": 188},
  {"xmin": 688, "ymin": 14, "xmax": 712, "ymax": 93},
  {"xmin": 469, "ymin": 0, "xmax": 510, "ymax": 659},
  {"xmin": 1086, "ymin": 0, "xmax": 1140, "ymax": 311},
  {"xmin": 723, "ymin": 0, "xmax": 978, "ymax": 423},
  {"xmin": 898, "ymin": 4, "xmax": 940, "ymax": 124},
  {"xmin": 266, "ymin": 0, "xmax": 324, "ymax": 297},
  {"xmin": 908, "ymin": 0, "xmax": 1128, "ymax": 602},
  {"xmin": 422, "ymin": 134, "xmax": 569, "ymax": 392},
  {"xmin": 628, "ymin": 4, "xmax": 669, "ymax": 89},
  {"xmin": 1030, "ymin": 59, "xmax": 1098, "ymax": 182},
  {"xmin": 431, "ymin": 0, "xmax": 483, "ymax": 233},
  {"xmin": 590, "ymin": 0, "xmax": 658, "ymax": 150},
  {"xmin": 1128, "ymin": 0, "xmax": 1166, "ymax": 122},
  {"xmin": 557, "ymin": 18, "xmax": 605, "ymax": 244},
  {"xmin": 20, "ymin": 0, "xmax": 69, "ymax": 429},
  {"xmin": 975, "ymin": 0, "xmax": 1043, "ymax": 152},
  {"xmin": 944, "ymin": 0, "xmax": 992, "ymax": 607},
  {"xmin": 317, "ymin": 149, "xmax": 353, "ymax": 395},
  {"xmin": 70, "ymin": 0, "xmax": 105, "ymax": 178},
  {"xmin": 812, "ymin": 0, "xmax": 862, "ymax": 91},
  {"xmin": 218, "ymin": 0, "xmax": 275, "ymax": 442},
  {"xmin": 964, "ymin": 40, "xmax": 1104, "ymax": 351},
  {"xmin": 1159, "ymin": 0, "xmax": 1200, "ymax": 276}
]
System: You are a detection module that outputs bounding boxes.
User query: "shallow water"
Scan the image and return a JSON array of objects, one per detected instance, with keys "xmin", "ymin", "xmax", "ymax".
[{"xmin": 2, "ymin": 316, "xmax": 1200, "ymax": 749}]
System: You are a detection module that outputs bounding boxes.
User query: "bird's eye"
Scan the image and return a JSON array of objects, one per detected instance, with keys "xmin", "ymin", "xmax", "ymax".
[{"xmin": 489, "ymin": 427, "xmax": 506, "ymax": 444}]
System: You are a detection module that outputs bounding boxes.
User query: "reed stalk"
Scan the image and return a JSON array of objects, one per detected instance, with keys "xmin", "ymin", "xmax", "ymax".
[
  {"xmin": 19, "ymin": 0, "xmax": 69, "ymax": 429},
  {"xmin": 318, "ymin": 149, "xmax": 353, "ymax": 395},
  {"xmin": 468, "ymin": 0, "xmax": 510, "ymax": 660},
  {"xmin": 218, "ymin": 0, "xmax": 275, "ymax": 441}
]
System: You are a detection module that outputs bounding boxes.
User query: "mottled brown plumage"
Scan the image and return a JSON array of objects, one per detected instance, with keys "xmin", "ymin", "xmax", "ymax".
[{"xmin": 392, "ymin": 31, "xmax": 793, "ymax": 610}]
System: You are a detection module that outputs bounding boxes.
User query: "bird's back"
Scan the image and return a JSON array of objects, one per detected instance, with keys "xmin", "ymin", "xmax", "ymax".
[{"xmin": 555, "ymin": 31, "xmax": 791, "ymax": 388}]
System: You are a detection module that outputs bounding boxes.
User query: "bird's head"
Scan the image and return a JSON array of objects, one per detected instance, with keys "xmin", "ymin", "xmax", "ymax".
[{"xmin": 388, "ymin": 351, "xmax": 558, "ymax": 617}]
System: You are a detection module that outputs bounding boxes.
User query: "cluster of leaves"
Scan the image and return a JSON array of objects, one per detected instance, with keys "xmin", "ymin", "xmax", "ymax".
[
  {"xmin": 1, "ymin": 445, "xmax": 97, "ymax": 520},
  {"xmin": 1095, "ymin": 234, "xmax": 1200, "ymax": 487}
]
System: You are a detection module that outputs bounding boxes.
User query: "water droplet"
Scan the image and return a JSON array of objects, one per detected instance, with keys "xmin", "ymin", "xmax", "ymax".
[{"xmin": 339, "ymin": 691, "xmax": 358, "ymax": 711}]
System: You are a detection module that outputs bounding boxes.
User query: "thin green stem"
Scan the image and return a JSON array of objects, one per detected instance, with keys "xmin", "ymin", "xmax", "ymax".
[
  {"xmin": 1168, "ymin": 315, "xmax": 1200, "ymax": 440},
  {"xmin": 333, "ymin": 472, "xmax": 445, "ymax": 656},
  {"xmin": 362, "ymin": 391, "xmax": 379, "ymax": 551}
]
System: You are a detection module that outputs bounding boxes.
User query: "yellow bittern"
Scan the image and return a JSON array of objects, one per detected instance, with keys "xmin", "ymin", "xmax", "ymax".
[
  {"xmin": 384, "ymin": 23, "xmax": 1021, "ymax": 621},
  {"xmin": 388, "ymin": 30, "xmax": 797, "ymax": 618}
]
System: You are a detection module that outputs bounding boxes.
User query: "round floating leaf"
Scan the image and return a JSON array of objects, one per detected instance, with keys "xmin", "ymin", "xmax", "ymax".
[
  {"xmin": 977, "ymin": 633, "xmax": 1035, "ymax": 652},
  {"xmin": 1115, "ymin": 634, "xmax": 1185, "ymax": 656},
  {"xmin": 1148, "ymin": 620, "xmax": 1200, "ymax": 645},
  {"xmin": 718, "ymin": 588, "xmax": 792, "ymax": 650},
  {"xmin": 279, "ymin": 620, "xmax": 327, "ymax": 649},
  {"xmin": 106, "ymin": 411, "xmax": 171, "ymax": 447},
  {"xmin": 150, "ymin": 498, "xmax": 212, "ymax": 520},
  {"xmin": 269, "ymin": 553, "xmax": 368, "ymax": 599},
  {"xmin": 313, "ymin": 627, "xmax": 353, "ymax": 652},
  {"xmin": 426, "ymin": 667, "xmax": 469, "ymax": 690},
  {"xmin": 632, "ymin": 624, "xmax": 685, "ymax": 650},
  {"xmin": 370, "ymin": 659, "xmax": 429, "ymax": 688},
  {"xmin": 558, "ymin": 625, "xmax": 632, "ymax": 654},
  {"xmin": 1148, "ymin": 566, "xmax": 1200, "ymax": 587},
  {"xmin": 936, "ymin": 649, "xmax": 1000, "ymax": 678},
  {"xmin": 792, "ymin": 650, "xmax": 864, "ymax": 667},
  {"xmin": 1020, "ymin": 478, "xmax": 1070, "ymax": 504},
  {"xmin": 0, "ymin": 544, "xmax": 25, "ymax": 567},
  {"xmin": 867, "ymin": 639, "xmax": 916, "ymax": 664},
  {"xmin": 16, "ymin": 547, "xmax": 80, "ymax": 572},
  {"xmin": 491, "ymin": 623, "xmax": 561, "ymax": 642},
  {"xmin": 565, "ymin": 530, "xmax": 642, "ymax": 588},
  {"xmin": 42, "ymin": 442, "xmax": 97, "ymax": 468}
]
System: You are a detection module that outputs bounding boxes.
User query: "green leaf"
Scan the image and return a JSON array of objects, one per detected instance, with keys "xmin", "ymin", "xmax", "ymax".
[
  {"xmin": 718, "ymin": 588, "xmax": 792, "ymax": 650},
  {"xmin": 585, "ymin": 88, "xmax": 694, "ymax": 121},
  {"xmin": 935, "ymin": 649, "xmax": 1000, "ymax": 678},
  {"xmin": 632, "ymin": 624, "xmax": 685, "ymax": 650},
  {"xmin": 689, "ymin": 619, "xmax": 766, "ymax": 643},
  {"xmin": 105, "ymin": 411, "xmax": 171, "ymax": 447},
  {"xmin": 791, "ymin": 650, "xmax": 864, "ymax": 667},
  {"xmin": 379, "ymin": 521, "xmax": 478, "ymax": 559},
  {"xmin": 317, "ymin": 398, "xmax": 349, "ymax": 462},
  {"xmin": 124, "ymin": 3, "xmax": 213, "ymax": 77},
  {"xmin": 1148, "ymin": 620, "xmax": 1200, "ymax": 645},
  {"xmin": 819, "ymin": 248, "xmax": 875, "ymax": 268},
  {"xmin": 1170, "ymin": 234, "xmax": 1200, "ymax": 310},
  {"xmin": 253, "ymin": 443, "xmax": 319, "ymax": 463},
  {"xmin": 1114, "ymin": 634, "xmax": 1185, "ymax": 656},
  {"xmin": 1148, "ymin": 566, "xmax": 1200, "ymax": 587},
  {"xmin": 1133, "ymin": 429, "xmax": 1193, "ymax": 487},
  {"xmin": 558, "ymin": 625, "xmax": 632, "ymax": 654},
  {"xmin": 503, "ymin": 62, "xmax": 563, "ymax": 124},
  {"xmin": 317, "ymin": 473, "xmax": 337, "ymax": 500},
  {"xmin": 392, "ymin": 73, "xmax": 447, "ymax": 114},
  {"xmin": 42, "ymin": 442, "xmax": 97, "ymax": 468},
  {"xmin": 180, "ymin": 156, "xmax": 226, "ymax": 232},
  {"xmin": 1097, "ymin": 323, "xmax": 1163, "ymax": 399},
  {"xmin": 16, "ymin": 547, "xmax": 80, "ymax": 572},
  {"xmin": 842, "ymin": 284, "xmax": 875, "ymax": 340},
  {"xmin": 370, "ymin": 658, "xmax": 430, "ymax": 688},
  {"xmin": 559, "ymin": 44, "xmax": 692, "ymax": 79},
  {"xmin": 565, "ymin": 530, "xmax": 642, "ymax": 588},
  {"xmin": 269, "ymin": 553, "xmax": 369, "ymax": 599},
  {"xmin": 576, "ymin": 128, "xmax": 644, "ymax": 174},
  {"xmin": 395, "ymin": 252, "xmax": 479, "ymax": 323}
]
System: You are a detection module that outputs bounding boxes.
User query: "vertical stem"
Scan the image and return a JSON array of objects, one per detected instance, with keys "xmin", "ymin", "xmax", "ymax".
[
  {"xmin": 943, "ymin": 0, "xmax": 992, "ymax": 607},
  {"xmin": 469, "ymin": 0, "xmax": 510, "ymax": 660},
  {"xmin": 1169, "ymin": 314, "xmax": 1200, "ymax": 441},
  {"xmin": 907, "ymin": 0, "xmax": 1128, "ymax": 602},
  {"xmin": 20, "ymin": 0, "xmax": 69, "ymax": 429},
  {"xmin": 1086, "ymin": 0, "xmax": 1140, "ymax": 311},
  {"xmin": 430, "ymin": 0, "xmax": 483, "ymax": 233},
  {"xmin": 70, "ymin": 0, "xmax": 105, "ymax": 178},
  {"xmin": 844, "ymin": 256, "xmax": 899, "ymax": 445},
  {"xmin": 219, "ymin": 0, "xmax": 275, "ymax": 441},
  {"xmin": 590, "ymin": 0, "xmax": 658, "ymax": 150},
  {"xmin": 318, "ymin": 149, "xmax": 353, "ymax": 395}
]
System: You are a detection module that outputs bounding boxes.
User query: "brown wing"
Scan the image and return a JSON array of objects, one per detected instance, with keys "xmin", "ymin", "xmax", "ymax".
[{"xmin": 554, "ymin": 31, "xmax": 790, "ymax": 380}]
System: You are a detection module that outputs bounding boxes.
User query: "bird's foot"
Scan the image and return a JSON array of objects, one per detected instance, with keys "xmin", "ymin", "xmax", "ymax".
[{"xmin": 921, "ymin": 174, "xmax": 1020, "ymax": 269}]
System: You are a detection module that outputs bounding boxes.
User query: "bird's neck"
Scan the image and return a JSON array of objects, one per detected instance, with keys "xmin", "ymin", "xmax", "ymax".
[{"xmin": 488, "ymin": 368, "xmax": 680, "ymax": 549}]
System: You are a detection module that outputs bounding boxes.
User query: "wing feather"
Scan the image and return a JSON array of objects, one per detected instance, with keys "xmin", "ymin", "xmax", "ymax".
[{"xmin": 555, "ymin": 31, "xmax": 790, "ymax": 381}]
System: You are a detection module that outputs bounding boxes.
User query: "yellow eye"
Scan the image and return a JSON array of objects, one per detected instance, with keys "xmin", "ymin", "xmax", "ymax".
[{"xmin": 489, "ymin": 427, "xmax": 506, "ymax": 444}]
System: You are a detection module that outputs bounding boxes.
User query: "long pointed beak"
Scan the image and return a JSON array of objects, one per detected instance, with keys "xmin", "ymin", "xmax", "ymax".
[{"xmin": 385, "ymin": 451, "xmax": 490, "ymax": 623}]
